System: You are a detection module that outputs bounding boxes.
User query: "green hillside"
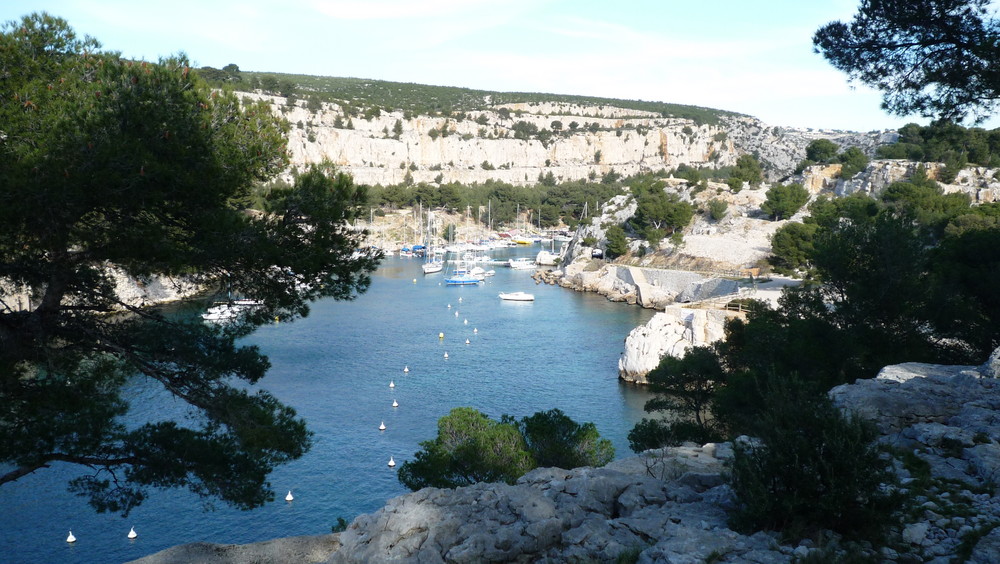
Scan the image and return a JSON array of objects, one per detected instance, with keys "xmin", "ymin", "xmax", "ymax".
[{"xmin": 198, "ymin": 66, "xmax": 743, "ymax": 125}]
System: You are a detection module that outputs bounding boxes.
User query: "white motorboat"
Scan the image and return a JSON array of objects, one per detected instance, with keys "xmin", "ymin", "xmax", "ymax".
[
  {"xmin": 498, "ymin": 291, "xmax": 535, "ymax": 301},
  {"xmin": 201, "ymin": 299, "xmax": 263, "ymax": 322},
  {"xmin": 508, "ymin": 257, "xmax": 536, "ymax": 270}
]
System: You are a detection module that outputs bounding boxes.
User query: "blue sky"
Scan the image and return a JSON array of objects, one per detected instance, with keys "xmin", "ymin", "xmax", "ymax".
[{"xmin": 3, "ymin": 1, "xmax": 985, "ymax": 131}]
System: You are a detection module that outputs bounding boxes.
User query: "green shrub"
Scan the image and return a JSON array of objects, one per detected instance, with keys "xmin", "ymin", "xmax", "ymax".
[
  {"xmin": 761, "ymin": 182, "xmax": 809, "ymax": 220},
  {"xmin": 727, "ymin": 377, "xmax": 902, "ymax": 541},
  {"xmin": 708, "ymin": 198, "xmax": 728, "ymax": 221},
  {"xmin": 605, "ymin": 225, "xmax": 628, "ymax": 258},
  {"xmin": 628, "ymin": 419, "xmax": 721, "ymax": 452},
  {"xmin": 398, "ymin": 407, "xmax": 613, "ymax": 491}
]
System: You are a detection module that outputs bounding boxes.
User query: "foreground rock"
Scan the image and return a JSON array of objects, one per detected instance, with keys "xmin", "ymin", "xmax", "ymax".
[
  {"xmin": 128, "ymin": 534, "xmax": 341, "ymax": 564},
  {"xmin": 132, "ymin": 350, "xmax": 1000, "ymax": 563},
  {"xmin": 327, "ymin": 445, "xmax": 793, "ymax": 564}
]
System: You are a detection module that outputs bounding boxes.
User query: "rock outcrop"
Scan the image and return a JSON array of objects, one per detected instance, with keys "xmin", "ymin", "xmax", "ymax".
[
  {"xmin": 128, "ymin": 534, "xmax": 341, "ymax": 564},
  {"xmin": 618, "ymin": 306, "xmax": 740, "ymax": 384},
  {"xmin": 326, "ymin": 446, "xmax": 787, "ymax": 564}
]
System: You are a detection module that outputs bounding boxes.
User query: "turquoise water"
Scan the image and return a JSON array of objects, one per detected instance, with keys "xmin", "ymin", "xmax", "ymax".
[{"xmin": 0, "ymin": 250, "xmax": 655, "ymax": 564}]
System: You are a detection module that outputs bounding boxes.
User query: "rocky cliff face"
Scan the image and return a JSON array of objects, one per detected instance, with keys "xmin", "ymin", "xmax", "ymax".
[
  {"xmin": 1, "ymin": 269, "xmax": 203, "ymax": 312},
  {"xmin": 244, "ymin": 93, "xmax": 890, "ymax": 185},
  {"xmin": 800, "ymin": 159, "xmax": 1000, "ymax": 203},
  {"xmin": 130, "ymin": 349, "xmax": 1000, "ymax": 564}
]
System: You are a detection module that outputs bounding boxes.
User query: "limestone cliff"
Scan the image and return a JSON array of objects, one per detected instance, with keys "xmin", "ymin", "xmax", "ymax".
[{"xmin": 242, "ymin": 93, "xmax": 890, "ymax": 185}]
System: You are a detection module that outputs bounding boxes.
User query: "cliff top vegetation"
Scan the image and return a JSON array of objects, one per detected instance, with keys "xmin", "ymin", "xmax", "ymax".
[{"xmin": 198, "ymin": 66, "xmax": 744, "ymax": 126}]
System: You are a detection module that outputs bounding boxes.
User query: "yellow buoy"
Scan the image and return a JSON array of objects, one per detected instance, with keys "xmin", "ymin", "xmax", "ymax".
[
  {"xmin": 412, "ymin": 278, "xmax": 417, "ymax": 283},
  {"xmin": 438, "ymin": 332, "xmax": 444, "ymax": 339}
]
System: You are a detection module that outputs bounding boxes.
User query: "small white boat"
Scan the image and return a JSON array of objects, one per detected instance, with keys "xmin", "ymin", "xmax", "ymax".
[
  {"xmin": 507, "ymin": 257, "xmax": 536, "ymax": 270},
  {"xmin": 421, "ymin": 261, "xmax": 443, "ymax": 274},
  {"xmin": 499, "ymin": 291, "xmax": 535, "ymax": 302},
  {"xmin": 201, "ymin": 299, "xmax": 263, "ymax": 322}
]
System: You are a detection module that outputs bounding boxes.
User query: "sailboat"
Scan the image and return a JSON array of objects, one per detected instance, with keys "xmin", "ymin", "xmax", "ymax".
[
  {"xmin": 420, "ymin": 207, "xmax": 444, "ymax": 273},
  {"xmin": 444, "ymin": 257, "xmax": 481, "ymax": 285}
]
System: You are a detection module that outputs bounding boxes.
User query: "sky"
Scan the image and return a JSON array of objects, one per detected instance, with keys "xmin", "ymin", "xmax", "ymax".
[{"xmin": 3, "ymin": 1, "xmax": 990, "ymax": 132}]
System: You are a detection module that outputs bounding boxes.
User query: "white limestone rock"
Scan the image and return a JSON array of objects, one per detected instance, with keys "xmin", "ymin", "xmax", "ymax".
[{"xmin": 618, "ymin": 307, "xmax": 737, "ymax": 383}]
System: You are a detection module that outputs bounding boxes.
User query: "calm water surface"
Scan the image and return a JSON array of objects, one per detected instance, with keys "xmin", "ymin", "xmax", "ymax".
[{"xmin": 0, "ymin": 249, "xmax": 655, "ymax": 564}]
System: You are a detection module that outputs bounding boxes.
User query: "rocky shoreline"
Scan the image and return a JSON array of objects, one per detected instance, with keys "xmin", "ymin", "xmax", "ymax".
[{"xmin": 130, "ymin": 349, "xmax": 1000, "ymax": 564}]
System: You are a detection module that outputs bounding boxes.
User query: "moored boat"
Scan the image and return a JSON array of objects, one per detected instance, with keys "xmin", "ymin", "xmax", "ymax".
[
  {"xmin": 422, "ymin": 260, "xmax": 444, "ymax": 274},
  {"xmin": 498, "ymin": 291, "xmax": 535, "ymax": 301},
  {"xmin": 508, "ymin": 257, "xmax": 536, "ymax": 270}
]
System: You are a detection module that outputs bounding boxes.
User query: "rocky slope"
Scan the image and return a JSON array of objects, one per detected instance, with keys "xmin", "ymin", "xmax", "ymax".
[
  {"xmin": 130, "ymin": 349, "xmax": 1000, "ymax": 564},
  {"xmin": 541, "ymin": 160, "xmax": 1000, "ymax": 382}
]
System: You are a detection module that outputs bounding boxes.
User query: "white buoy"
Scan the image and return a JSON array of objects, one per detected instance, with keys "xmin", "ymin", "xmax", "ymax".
[
  {"xmin": 464, "ymin": 319, "xmax": 468, "ymax": 325},
  {"xmin": 443, "ymin": 352, "xmax": 449, "ymax": 359},
  {"xmin": 465, "ymin": 339, "xmax": 470, "ymax": 345},
  {"xmin": 458, "ymin": 297, "xmax": 463, "ymax": 302},
  {"xmin": 473, "ymin": 328, "xmax": 478, "ymax": 334},
  {"xmin": 438, "ymin": 332, "xmax": 444, "ymax": 339},
  {"xmin": 403, "ymin": 365, "xmax": 409, "ymax": 373},
  {"xmin": 379, "ymin": 421, "xmax": 386, "ymax": 431},
  {"xmin": 412, "ymin": 278, "xmax": 417, "ymax": 284},
  {"xmin": 389, "ymin": 380, "xmax": 395, "ymax": 388},
  {"xmin": 454, "ymin": 311, "xmax": 459, "ymax": 317},
  {"xmin": 66, "ymin": 531, "xmax": 76, "ymax": 543},
  {"xmin": 128, "ymin": 526, "xmax": 137, "ymax": 539},
  {"xmin": 447, "ymin": 304, "xmax": 451, "ymax": 309},
  {"xmin": 392, "ymin": 399, "xmax": 398, "ymax": 408},
  {"xmin": 388, "ymin": 456, "xmax": 396, "ymax": 467},
  {"xmin": 285, "ymin": 491, "xmax": 294, "ymax": 502}
]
